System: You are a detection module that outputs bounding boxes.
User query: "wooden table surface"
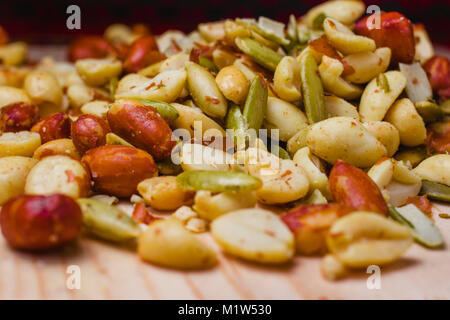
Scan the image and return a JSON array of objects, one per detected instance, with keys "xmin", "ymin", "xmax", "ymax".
[{"xmin": 0, "ymin": 203, "xmax": 448, "ymax": 300}]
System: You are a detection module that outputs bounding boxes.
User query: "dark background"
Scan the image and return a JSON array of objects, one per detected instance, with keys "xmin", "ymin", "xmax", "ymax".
[{"xmin": 1, "ymin": 0, "xmax": 449, "ymax": 47}]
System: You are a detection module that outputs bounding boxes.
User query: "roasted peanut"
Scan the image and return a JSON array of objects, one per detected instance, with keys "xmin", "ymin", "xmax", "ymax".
[
  {"xmin": 0, "ymin": 86, "xmax": 31, "ymax": 108},
  {"xmin": 82, "ymin": 145, "xmax": 158, "ymax": 197},
  {"xmin": 138, "ymin": 218, "xmax": 217, "ymax": 269},
  {"xmin": 426, "ymin": 121, "xmax": 450, "ymax": 155},
  {"xmin": 1, "ymin": 194, "xmax": 82, "ymax": 250},
  {"xmin": 75, "ymin": 57, "xmax": 122, "ymax": 86},
  {"xmin": 423, "ymin": 56, "xmax": 450, "ymax": 94},
  {"xmin": 306, "ymin": 117, "xmax": 387, "ymax": 167},
  {"xmin": 0, "ymin": 131, "xmax": 41, "ymax": 157},
  {"xmin": 67, "ymin": 36, "xmax": 116, "ymax": 62},
  {"xmin": 137, "ymin": 176, "xmax": 194, "ymax": 211},
  {"xmin": 0, "ymin": 156, "xmax": 37, "ymax": 205},
  {"xmin": 329, "ymin": 160, "xmax": 388, "ymax": 215},
  {"xmin": 211, "ymin": 208, "xmax": 295, "ymax": 264},
  {"xmin": 282, "ymin": 203, "xmax": 354, "ymax": 255},
  {"xmin": 32, "ymin": 138, "xmax": 80, "ymax": 160},
  {"xmin": 354, "ymin": 12, "xmax": 415, "ymax": 64},
  {"xmin": 71, "ymin": 114, "xmax": 110, "ymax": 154},
  {"xmin": 413, "ymin": 154, "xmax": 450, "ymax": 187},
  {"xmin": 363, "ymin": 121, "xmax": 400, "ymax": 157},
  {"xmin": 326, "ymin": 212, "xmax": 413, "ymax": 268},
  {"xmin": 0, "ymin": 102, "xmax": 39, "ymax": 132},
  {"xmin": 215, "ymin": 66, "xmax": 249, "ymax": 104},
  {"xmin": 107, "ymin": 99, "xmax": 175, "ymax": 160},
  {"xmin": 385, "ymin": 98, "xmax": 427, "ymax": 147},
  {"xmin": 31, "ymin": 112, "xmax": 71, "ymax": 144},
  {"xmin": 25, "ymin": 155, "xmax": 90, "ymax": 199},
  {"xmin": 123, "ymin": 35, "xmax": 165, "ymax": 73}
]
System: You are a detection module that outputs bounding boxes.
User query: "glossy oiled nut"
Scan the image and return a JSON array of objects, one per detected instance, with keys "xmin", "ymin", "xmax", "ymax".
[
  {"xmin": 81, "ymin": 145, "xmax": 158, "ymax": 197},
  {"xmin": 0, "ymin": 194, "xmax": 82, "ymax": 250},
  {"xmin": 107, "ymin": 99, "xmax": 175, "ymax": 161},
  {"xmin": 0, "ymin": 102, "xmax": 39, "ymax": 132},
  {"xmin": 329, "ymin": 160, "xmax": 388, "ymax": 215},
  {"xmin": 67, "ymin": 35, "xmax": 116, "ymax": 62},
  {"xmin": 354, "ymin": 11, "xmax": 415, "ymax": 64},
  {"xmin": 31, "ymin": 112, "xmax": 71, "ymax": 144},
  {"xmin": 71, "ymin": 114, "xmax": 110, "ymax": 155},
  {"xmin": 423, "ymin": 56, "xmax": 450, "ymax": 93},
  {"xmin": 123, "ymin": 35, "xmax": 165, "ymax": 73},
  {"xmin": 282, "ymin": 203, "xmax": 354, "ymax": 255}
]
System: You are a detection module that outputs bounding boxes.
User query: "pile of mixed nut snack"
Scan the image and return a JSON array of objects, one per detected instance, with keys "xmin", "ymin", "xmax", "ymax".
[{"xmin": 0, "ymin": 0, "xmax": 449, "ymax": 280}]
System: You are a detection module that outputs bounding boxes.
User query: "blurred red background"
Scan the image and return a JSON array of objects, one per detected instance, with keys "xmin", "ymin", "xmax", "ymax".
[{"xmin": 1, "ymin": 0, "xmax": 449, "ymax": 47}]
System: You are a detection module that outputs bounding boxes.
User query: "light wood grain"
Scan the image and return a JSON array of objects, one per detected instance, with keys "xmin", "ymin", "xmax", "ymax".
[{"xmin": 0, "ymin": 203, "xmax": 448, "ymax": 300}]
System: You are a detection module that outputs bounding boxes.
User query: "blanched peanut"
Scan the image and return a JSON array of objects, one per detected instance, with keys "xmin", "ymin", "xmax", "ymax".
[
  {"xmin": 0, "ymin": 156, "xmax": 37, "ymax": 205},
  {"xmin": 33, "ymin": 138, "xmax": 80, "ymax": 160},
  {"xmin": 171, "ymin": 103, "xmax": 225, "ymax": 137},
  {"xmin": 104, "ymin": 23, "xmax": 137, "ymax": 45},
  {"xmin": 273, "ymin": 56, "xmax": 302, "ymax": 102},
  {"xmin": 323, "ymin": 18, "xmax": 375, "ymax": 55},
  {"xmin": 185, "ymin": 218, "xmax": 208, "ymax": 233},
  {"xmin": 363, "ymin": 121, "xmax": 400, "ymax": 157},
  {"xmin": 414, "ymin": 24, "xmax": 434, "ymax": 65},
  {"xmin": 193, "ymin": 190, "xmax": 257, "ymax": 221},
  {"xmin": 67, "ymin": 84, "xmax": 95, "ymax": 109},
  {"xmin": 293, "ymin": 147, "xmax": 329, "ymax": 198},
  {"xmin": 367, "ymin": 158, "xmax": 394, "ymax": 191},
  {"xmin": 321, "ymin": 254, "xmax": 348, "ymax": 281},
  {"xmin": 25, "ymin": 155, "xmax": 90, "ymax": 199},
  {"xmin": 413, "ymin": 154, "xmax": 450, "ymax": 187},
  {"xmin": 75, "ymin": 58, "xmax": 122, "ymax": 86},
  {"xmin": 343, "ymin": 48, "xmax": 391, "ymax": 84},
  {"xmin": 215, "ymin": 66, "xmax": 249, "ymax": 104},
  {"xmin": 0, "ymin": 86, "xmax": 31, "ymax": 108},
  {"xmin": 394, "ymin": 147, "xmax": 427, "ymax": 168},
  {"xmin": 264, "ymin": 97, "xmax": 308, "ymax": 141},
  {"xmin": 327, "ymin": 212, "xmax": 413, "ymax": 268},
  {"xmin": 138, "ymin": 218, "xmax": 217, "ymax": 269},
  {"xmin": 318, "ymin": 56, "xmax": 362, "ymax": 100},
  {"xmin": 24, "ymin": 70, "xmax": 63, "ymax": 108},
  {"xmin": 159, "ymin": 53, "xmax": 189, "ymax": 72},
  {"xmin": 0, "ymin": 66, "xmax": 30, "ymax": 87},
  {"xmin": 393, "ymin": 160, "xmax": 421, "ymax": 185},
  {"xmin": 385, "ymin": 98, "xmax": 426, "ymax": 147},
  {"xmin": 137, "ymin": 176, "xmax": 194, "ymax": 211},
  {"xmin": 0, "ymin": 131, "xmax": 41, "ymax": 157},
  {"xmin": 180, "ymin": 143, "xmax": 238, "ymax": 172},
  {"xmin": 306, "ymin": 117, "xmax": 387, "ymax": 168},
  {"xmin": 245, "ymin": 147, "xmax": 310, "ymax": 204},
  {"xmin": 211, "ymin": 208, "xmax": 295, "ymax": 264},
  {"xmin": 115, "ymin": 70, "xmax": 187, "ymax": 103},
  {"xmin": 305, "ymin": 0, "xmax": 365, "ymax": 28},
  {"xmin": 198, "ymin": 21, "xmax": 226, "ymax": 42},
  {"xmin": 385, "ymin": 180, "xmax": 422, "ymax": 207},
  {"xmin": 80, "ymin": 100, "xmax": 110, "ymax": 118},
  {"xmin": 359, "ymin": 71, "xmax": 406, "ymax": 122},
  {"xmin": 325, "ymin": 95, "xmax": 359, "ymax": 119},
  {"xmin": 212, "ymin": 48, "xmax": 237, "ymax": 70},
  {"xmin": 172, "ymin": 206, "xmax": 198, "ymax": 224},
  {"xmin": 0, "ymin": 42, "xmax": 27, "ymax": 66}
]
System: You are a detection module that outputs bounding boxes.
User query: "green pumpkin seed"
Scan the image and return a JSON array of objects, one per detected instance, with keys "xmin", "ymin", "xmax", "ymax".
[
  {"xmin": 157, "ymin": 158, "xmax": 183, "ymax": 175},
  {"xmin": 243, "ymin": 76, "xmax": 268, "ymax": 131},
  {"xmin": 415, "ymin": 100, "xmax": 443, "ymax": 123},
  {"xmin": 109, "ymin": 77, "xmax": 118, "ymax": 98},
  {"xmin": 287, "ymin": 126, "xmax": 309, "ymax": 156},
  {"xmin": 419, "ymin": 180, "xmax": 450, "ymax": 203},
  {"xmin": 389, "ymin": 204, "xmax": 443, "ymax": 248},
  {"xmin": 299, "ymin": 50, "xmax": 327, "ymax": 124},
  {"xmin": 77, "ymin": 199, "xmax": 141, "ymax": 242},
  {"xmin": 235, "ymin": 37, "xmax": 282, "ymax": 71},
  {"xmin": 198, "ymin": 56, "xmax": 219, "ymax": 73},
  {"xmin": 312, "ymin": 12, "xmax": 327, "ymax": 30},
  {"xmin": 226, "ymin": 103, "xmax": 247, "ymax": 150},
  {"xmin": 137, "ymin": 98, "xmax": 179, "ymax": 121},
  {"xmin": 271, "ymin": 144, "xmax": 290, "ymax": 159},
  {"xmin": 176, "ymin": 170, "xmax": 262, "ymax": 192},
  {"xmin": 376, "ymin": 73, "xmax": 391, "ymax": 93},
  {"xmin": 106, "ymin": 133, "xmax": 133, "ymax": 147},
  {"xmin": 186, "ymin": 61, "xmax": 227, "ymax": 118}
]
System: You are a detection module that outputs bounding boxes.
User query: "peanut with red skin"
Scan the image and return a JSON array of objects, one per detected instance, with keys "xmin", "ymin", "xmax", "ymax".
[
  {"xmin": 0, "ymin": 102, "xmax": 39, "ymax": 132},
  {"xmin": 426, "ymin": 121, "xmax": 450, "ymax": 155},
  {"xmin": 67, "ymin": 36, "xmax": 117, "ymax": 62},
  {"xmin": 329, "ymin": 160, "xmax": 389, "ymax": 215},
  {"xmin": 71, "ymin": 114, "xmax": 111, "ymax": 155},
  {"xmin": 82, "ymin": 145, "xmax": 158, "ymax": 197},
  {"xmin": 123, "ymin": 36, "xmax": 165, "ymax": 73},
  {"xmin": 0, "ymin": 25, "xmax": 9, "ymax": 45},
  {"xmin": 423, "ymin": 56, "xmax": 450, "ymax": 94},
  {"xmin": 31, "ymin": 112, "xmax": 71, "ymax": 144},
  {"xmin": 107, "ymin": 99, "xmax": 175, "ymax": 161},
  {"xmin": 354, "ymin": 12, "xmax": 415, "ymax": 65},
  {"xmin": 0, "ymin": 194, "xmax": 82, "ymax": 250}
]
